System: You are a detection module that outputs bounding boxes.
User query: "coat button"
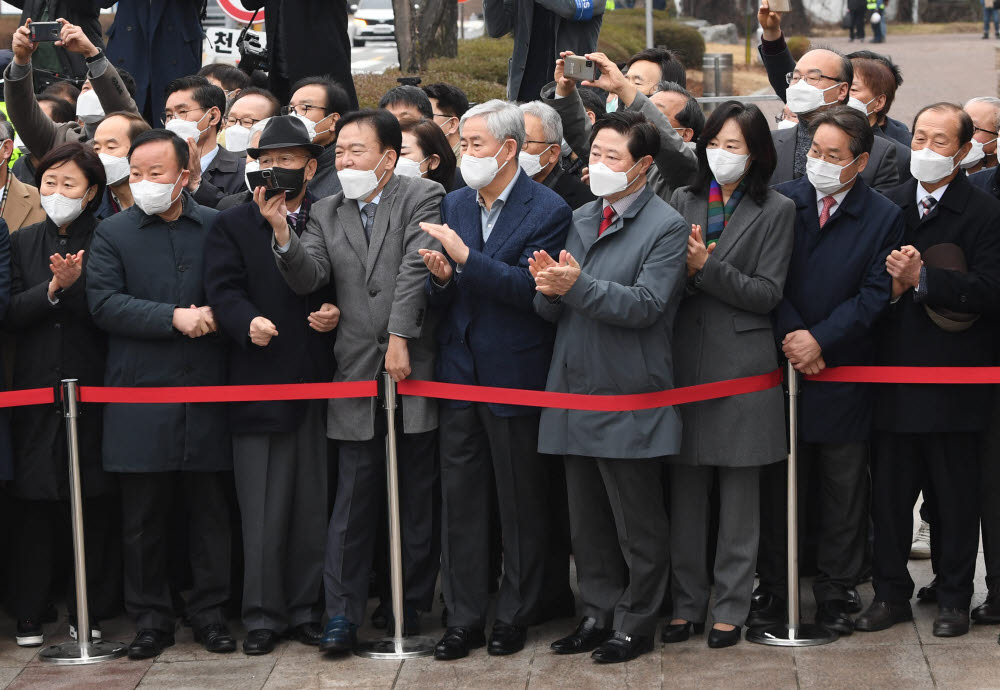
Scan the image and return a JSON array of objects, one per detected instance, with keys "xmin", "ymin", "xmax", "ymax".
[
  {"xmin": 377, "ymin": 335, "xmax": 387, "ymax": 344},
  {"xmin": 59, "ymin": 239, "xmax": 67, "ymax": 246},
  {"xmin": 54, "ymin": 323, "xmax": 61, "ymax": 329},
  {"xmin": 126, "ymin": 25, "xmax": 133, "ymax": 31},
  {"xmin": 369, "ymin": 289, "xmax": 378, "ymax": 297},
  {"xmin": 177, "ymin": 264, "xmax": 187, "ymax": 272}
]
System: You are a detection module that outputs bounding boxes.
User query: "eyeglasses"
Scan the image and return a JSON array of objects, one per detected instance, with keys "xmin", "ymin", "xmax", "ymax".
[
  {"xmin": 160, "ymin": 107, "xmax": 206, "ymax": 125},
  {"xmin": 975, "ymin": 126, "xmax": 1000, "ymax": 136},
  {"xmin": 257, "ymin": 153, "xmax": 309, "ymax": 167},
  {"xmin": 785, "ymin": 70, "xmax": 841, "ymax": 86},
  {"xmin": 282, "ymin": 104, "xmax": 327, "ymax": 117},
  {"xmin": 226, "ymin": 115, "xmax": 264, "ymax": 128}
]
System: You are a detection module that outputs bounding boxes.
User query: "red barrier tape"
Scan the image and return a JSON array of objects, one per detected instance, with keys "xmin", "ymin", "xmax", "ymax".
[
  {"xmin": 78, "ymin": 380, "xmax": 378, "ymax": 404},
  {"xmin": 0, "ymin": 387, "xmax": 58, "ymax": 408},
  {"xmin": 805, "ymin": 366, "xmax": 1000, "ymax": 384},
  {"xmin": 397, "ymin": 370, "xmax": 784, "ymax": 411}
]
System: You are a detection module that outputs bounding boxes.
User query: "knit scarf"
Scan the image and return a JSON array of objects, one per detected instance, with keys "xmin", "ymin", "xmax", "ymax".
[{"xmin": 705, "ymin": 178, "xmax": 745, "ymax": 247}]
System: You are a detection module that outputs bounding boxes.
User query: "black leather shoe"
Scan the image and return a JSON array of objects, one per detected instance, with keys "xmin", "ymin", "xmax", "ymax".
[
  {"xmin": 591, "ymin": 631, "xmax": 653, "ymax": 664},
  {"xmin": 551, "ymin": 617, "xmax": 612, "ymax": 654},
  {"xmin": 384, "ymin": 606, "xmax": 421, "ymax": 636},
  {"xmin": 243, "ymin": 629, "xmax": 279, "ymax": 655},
  {"xmin": 289, "ymin": 622, "xmax": 323, "ymax": 646},
  {"xmin": 854, "ymin": 600, "xmax": 913, "ymax": 632},
  {"xmin": 846, "ymin": 587, "xmax": 862, "ymax": 614},
  {"xmin": 371, "ymin": 603, "xmax": 389, "ymax": 629},
  {"xmin": 707, "ymin": 625, "xmax": 742, "ymax": 649},
  {"xmin": 917, "ymin": 577, "xmax": 938, "ymax": 603},
  {"xmin": 194, "ymin": 622, "xmax": 236, "ymax": 653},
  {"xmin": 660, "ymin": 621, "xmax": 705, "ymax": 644},
  {"xmin": 747, "ymin": 592, "xmax": 786, "ymax": 628},
  {"xmin": 933, "ymin": 607, "xmax": 970, "ymax": 637},
  {"xmin": 127, "ymin": 629, "xmax": 175, "ymax": 660},
  {"xmin": 319, "ymin": 616, "xmax": 357, "ymax": 653},
  {"xmin": 434, "ymin": 626, "xmax": 486, "ymax": 660},
  {"xmin": 972, "ymin": 592, "xmax": 1000, "ymax": 624},
  {"xmin": 816, "ymin": 600, "xmax": 854, "ymax": 635},
  {"xmin": 488, "ymin": 622, "xmax": 526, "ymax": 656}
]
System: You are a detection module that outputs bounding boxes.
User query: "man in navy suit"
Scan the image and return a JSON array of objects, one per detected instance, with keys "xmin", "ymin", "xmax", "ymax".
[
  {"xmin": 419, "ymin": 99, "xmax": 572, "ymax": 661},
  {"xmin": 751, "ymin": 106, "xmax": 904, "ymax": 636}
]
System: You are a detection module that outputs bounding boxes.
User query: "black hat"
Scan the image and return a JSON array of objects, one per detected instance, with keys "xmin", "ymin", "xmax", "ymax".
[
  {"xmin": 922, "ymin": 243, "xmax": 980, "ymax": 333},
  {"xmin": 246, "ymin": 115, "xmax": 324, "ymax": 159}
]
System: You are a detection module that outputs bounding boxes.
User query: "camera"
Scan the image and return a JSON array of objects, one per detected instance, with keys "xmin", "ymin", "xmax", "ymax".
[{"xmin": 237, "ymin": 27, "xmax": 269, "ymax": 75}]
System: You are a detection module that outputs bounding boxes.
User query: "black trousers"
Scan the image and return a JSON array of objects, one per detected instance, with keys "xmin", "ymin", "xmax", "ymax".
[
  {"xmin": 541, "ymin": 456, "xmax": 575, "ymax": 616},
  {"xmin": 981, "ymin": 388, "xmax": 1000, "ymax": 594},
  {"xmin": 758, "ymin": 442, "xmax": 869, "ymax": 603},
  {"xmin": 119, "ymin": 471, "xmax": 231, "ymax": 632},
  {"xmin": 872, "ymin": 432, "xmax": 980, "ymax": 609},
  {"xmin": 12, "ymin": 495, "xmax": 122, "ymax": 623},
  {"xmin": 850, "ymin": 8, "xmax": 867, "ymax": 39}
]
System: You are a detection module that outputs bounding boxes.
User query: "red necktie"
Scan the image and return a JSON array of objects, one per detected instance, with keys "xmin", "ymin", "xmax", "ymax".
[
  {"xmin": 598, "ymin": 205, "xmax": 615, "ymax": 236},
  {"xmin": 819, "ymin": 195, "xmax": 836, "ymax": 229}
]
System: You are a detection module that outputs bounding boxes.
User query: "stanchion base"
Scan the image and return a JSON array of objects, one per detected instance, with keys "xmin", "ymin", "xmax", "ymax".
[
  {"xmin": 39, "ymin": 640, "xmax": 128, "ymax": 665},
  {"xmin": 746, "ymin": 623, "xmax": 838, "ymax": 647},
  {"xmin": 353, "ymin": 635, "xmax": 436, "ymax": 659}
]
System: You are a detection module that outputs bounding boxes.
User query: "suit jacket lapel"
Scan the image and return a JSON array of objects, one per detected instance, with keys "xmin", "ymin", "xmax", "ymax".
[
  {"xmin": 773, "ymin": 129, "xmax": 797, "ymax": 182},
  {"xmin": 337, "ymin": 199, "xmax": 369, "ymax": 267},
  {"xmin": 365, "ymin": 175, "xmax": 400, "ymax": 281},
  {"xmin": 482, "ymin": 173, "xmax": 530, "ymax": 258},
  {"xmin": 4, "ymin": 177, "xmax": 29, "ymax": 232},
  {"xmin": 713, "ymin": 195, "xmax": 763, "ymax": 262},
  {"xmin": 574, "ymin": 200, "xmax": 603, "ymax": 259}
]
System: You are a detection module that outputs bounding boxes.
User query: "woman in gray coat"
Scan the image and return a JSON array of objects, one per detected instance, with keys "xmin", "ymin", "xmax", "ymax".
[
  {"xmin": 532, "ymin": 112, "xmax": 689, "ymax": 664},
  {"xmin": 664, "ymin": 101, "xmax": 794, "ymax": 648}
]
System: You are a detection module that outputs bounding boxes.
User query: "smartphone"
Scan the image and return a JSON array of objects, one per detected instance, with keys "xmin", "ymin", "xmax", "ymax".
[
  {"xmin": 767, "ymin": 0, "xmax": 791, "ymax": 12},
  {"xmin": 246, "ymin": 169, "xmax": 286, "ymax": 199},
  {"xmin": 564, "ymin": 55, "xmax": 597, "ymax": 82},
  {"xmin": 29, "ymin": 21, "xmax": 62, "ymax": 43}
]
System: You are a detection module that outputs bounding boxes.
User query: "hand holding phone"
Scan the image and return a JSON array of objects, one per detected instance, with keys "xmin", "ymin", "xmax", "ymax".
[
  {"xmin": 29, "ymin": 21, "xmax": 62, "ymax": 43},
  {"xmin": 564, "ymin": 55, "xmax": 597, "ymax": 82}
]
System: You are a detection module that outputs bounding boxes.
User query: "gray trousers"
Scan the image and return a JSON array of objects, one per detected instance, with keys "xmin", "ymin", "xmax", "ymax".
[
  {"xmin": 669, "ymin": 464, "xmax": 759, "ymax": 627},
  {"xmin": 324, "ymin": 429, "xmax": 438, "ymax": 624},
  {"xmin": 565, "ymin": 455, "xmax": 668, "ymax": 637},
  {"xmin": 440, "ymin": 405, "xmax": 549, "ymax": 628},
  {"xmin": 232, "ymin": 401, "xmax": 328, "ymax": 632}
]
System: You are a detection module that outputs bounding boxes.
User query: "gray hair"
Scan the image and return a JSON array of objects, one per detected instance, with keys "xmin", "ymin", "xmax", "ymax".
[
  {"xmin": 653, "ymin": 81, "xmax": 706, "ymax": 140},
  {"xmin": 460, "ymin": 99, "xmax": 525, "ymax": 153},
  {"xmin": 518, "ymin": 101, "xmax": 563, "ymax": 145},
  {"xmin": 965, "ymin": 97, "xmax": 1000, "ymax": 131},
  {"xmin": 0, "ymin": 119, "xmax": 13, "ymax": 142}
]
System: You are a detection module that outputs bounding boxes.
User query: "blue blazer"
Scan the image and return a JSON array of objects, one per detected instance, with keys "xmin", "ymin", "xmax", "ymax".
[
  {"xmin": 427, "ymin": 171, "xmax": 571, "ymax": 416},
  {"xmin": 773, "ymin": 176, "xmax": 904, "ymax": 443}
]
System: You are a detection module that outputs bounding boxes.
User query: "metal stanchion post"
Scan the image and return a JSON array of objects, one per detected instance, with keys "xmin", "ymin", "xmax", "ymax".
[
  {"xmin": 747, "ymin": 362, "xmax": 838, "ymax": 647},
  {"xmin": 40, "ymin": 379, "xmax": 127, "ymax": 664},
  {"xmin": 355, "ymin": 373, "xmax": 436, "ymax": 659}
]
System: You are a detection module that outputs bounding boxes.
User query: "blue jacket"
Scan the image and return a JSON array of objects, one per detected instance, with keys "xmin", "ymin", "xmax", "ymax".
[
  {"xmin": 773, "ymin": 176, "xmax": 903, "ymax": 443},
  {"xmin": 427, "ymin": 171, "xmax": 571, "ymax": 416}
]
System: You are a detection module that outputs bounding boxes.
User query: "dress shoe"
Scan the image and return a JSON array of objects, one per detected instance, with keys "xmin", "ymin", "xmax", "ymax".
[
  {"xmin": 846, "ymin": 588, "xmax": 863, "ymax": 614},
  {"xmin": 194, "ymin": 622, "xmax": 236, "ymax": 653},
  {"xmin": 488, "ymin": 622, "xmax": 526, "ymax": 656},
  {"xmin": 854, "ymin": 600, "xmax": 913, "ymax": 632},
  {"xmin": 384, "ymin": 606, "xmax": 421, "ymax": 636},
  {"xmin": 319, "ymin": 616, "xmax": 358, "ymax": 653},
  {"xmin": 591, "ymin": 631, "xmax": 653, "ymax": 664},
  {"xmin": 371, "ymin": 602, "xmax": 389, "ymax": 629},
  {"xmin": 917, "ymin": 577, "xmax": 938, "ymax": 603},
  {"xmin": 707, "ymin": 625, "xmax": 742, "ymax": 649},
  {"xmin": 433, "ymin": 626, "xmax": 486, "ymax": 660},
  {"xmin": 289, "ymin": 622, "xmax": 323, "ymax": 646},
  {"xmin": 933, "ymin": 607, "xmax": 970, "ymax": 637},
  {"xmin": 815, "ymin": 600, "xmax": 854, "ymax": 635},
  {"xmin": 972, "ymin": 592, "xmax": 1000, "ymax": 624},
  {"xmin": 660, "ymin": 620, "xmax": 705, "ymax": 644},
  {"xmin": 747, "ymin": 592, "xmax": 786, "ymax": 628},
  {"xmin": 127, "ymin": 629, "xmax": 175, "ymax": 659},
  {"xmin": 243, "ymin": 629, "xmax": 280, "ymax": 655},
  {"xmin": 551, "ymin": 616, "xmax": 612, "ymax": 654}
]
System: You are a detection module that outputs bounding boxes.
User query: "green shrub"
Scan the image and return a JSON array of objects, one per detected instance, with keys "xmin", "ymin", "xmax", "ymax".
[
  {"xmin": 597, "ymin": 10, "xmax": 705, "ymax": 67},
  {"xmin": 786, "ymin": 35, "xmax": 811, "ymax": 60},
  {"xmin": 354, "ymin": 71, "xmax": 505, "ymax": 109},
  {"xmin": 423, "ymin": 37, "xmax": 514, "ymax": 85}
]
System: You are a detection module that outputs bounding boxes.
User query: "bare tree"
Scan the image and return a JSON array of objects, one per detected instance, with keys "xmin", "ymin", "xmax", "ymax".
[{"xmin": 393, "ymin": 0, "xmax": 459, "ymax": 73}]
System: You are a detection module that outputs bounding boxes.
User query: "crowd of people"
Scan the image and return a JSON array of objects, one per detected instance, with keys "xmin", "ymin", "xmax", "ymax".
[{"xmin": 0, "ymin": 0, "xmax": 996, "ymax": 671}]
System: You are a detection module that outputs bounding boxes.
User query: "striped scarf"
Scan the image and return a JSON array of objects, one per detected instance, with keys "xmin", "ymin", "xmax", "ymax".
[{"xmin": 705, "ymin": 178, "xmax": 745, "ymax": 247}]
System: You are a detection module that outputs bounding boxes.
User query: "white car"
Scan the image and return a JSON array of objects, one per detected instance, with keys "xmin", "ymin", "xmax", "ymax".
[{"xmin": 349, "ymin": 0, "xmax": 395, "ymax": 47}]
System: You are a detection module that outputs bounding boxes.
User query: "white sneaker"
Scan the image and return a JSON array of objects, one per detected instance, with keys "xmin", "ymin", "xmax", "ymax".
[
  {"xmin": 910, "ymin": 520, "xmax": 932, "ymax": 559},
  {"xmin": 69, "ymin": 622, "xmax": 102, "ymax": 641}
]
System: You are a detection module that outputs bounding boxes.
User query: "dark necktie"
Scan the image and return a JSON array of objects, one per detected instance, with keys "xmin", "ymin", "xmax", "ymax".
[
  {"xmin": 920, "ymin": 194, "xmax": 937, "ymax": 219},
  {"xmin": 598, "ymin": 205, "xmax": 615, "ymax": 236},
  {"xmin": 361, "ymin": 202, "xmax": 377, "ymax": 242}
]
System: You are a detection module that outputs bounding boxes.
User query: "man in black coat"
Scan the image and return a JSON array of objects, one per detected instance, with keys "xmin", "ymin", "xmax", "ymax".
[
  {"xmin": 242, "ymin": 0, "xmax": 358, "ymax": 109},
  {"xmin": 855, "ymin": 103, "xmax": 1000, "ymax": 638},
  {"xmin": 519, "ymin": 101, "xmax": 594, "ymax": 210},
  {"xmin": 204, "ymin": 117, "xmax": 339, "ymax": 656}
]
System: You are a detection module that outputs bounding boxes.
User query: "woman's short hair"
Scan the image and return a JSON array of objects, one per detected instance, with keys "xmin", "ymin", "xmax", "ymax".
[
  {"xmin": 400, "ymin": 118, "xmax": 458, "ymax": 192},
  {"xmin": 690, "ymin": 101, "xmax": 777, "ymax": 205},
  {"xmin": 35, "ymin": 142, "xmax": 107, "ymax": 212}
]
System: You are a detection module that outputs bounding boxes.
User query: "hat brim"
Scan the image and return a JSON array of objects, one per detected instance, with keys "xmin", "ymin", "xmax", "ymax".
[
  {"xmin": 247, "ymin": 141, "xmax": 325, "ymax": 159},
  {"xmin": 925, "ymin": 306, "xmax": 979, "ymax": 333}
]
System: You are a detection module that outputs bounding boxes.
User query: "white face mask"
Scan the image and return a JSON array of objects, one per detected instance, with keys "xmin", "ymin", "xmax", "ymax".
[
  {"xmin": 224, "ymin": 124, "xmax": 252, "ymax": 153},
  {"xmin": 960, "ymin": 138, "xmax": 995, "ymax": 170},
  {"xmin": 166, "ymin": 110, "xmax": 210, "ymax": 142},
  {"xmin": 130, "ymin": 172, "xmax": 183, "ymax": 216},
  {"xmin": 910, "ymin": 146, "xmax": 960, "ymax": 184},
  {"xmin": 705, "ymin": 148, "xmax": 750, "ymax": 185},
  {"xmin": 338, "ymin": 150, "xmax": 390, "ymax": 200},
  {"xmin": 292, "ymin": 114, "xmax": 317, "ymax": 141},
  {"xmin": 41, "ymin": 191, "xmax": 87, "ymax": 227},
  {"xmin": 847, "ymin": 95, "xmax": 879, "ymax": 118},
  {"xmin": 777, "ymin": 118, "xmax": 798, "ymax": 130},
  {"xmin": 806, "ymin": 154, "xmax": 859, "ymax": 196},
  {"xmin": 518, "ymin": 146, "xmax": 555, "ymax": 177},
  {"xmin": 605, "ymin": 97, "xmax": 619, "ymax": 114},
  {"xmin": 98, "ymin": 153, "xmax": 130, "ymax": 186},
  {"xmin": 588, "ymin": 159, "xmax": 642, "ymax": 198},
  {"xmin": 460, "ymin": 144, "xmax": 510, "ymax": 190},
  {"xmin": 244, "ymin": 159, "xmax": 259, "ymax": 192},
  {"xmin": 394, "ymin": 156, "xmax": 427, "ymax": 178},
  {"xmin": 76, "ymin": 88, "xmax": 104, "ymax": 125},
  {"xmin": 785, "ymin": 79, "xmax": 843, "ymax": 115}
]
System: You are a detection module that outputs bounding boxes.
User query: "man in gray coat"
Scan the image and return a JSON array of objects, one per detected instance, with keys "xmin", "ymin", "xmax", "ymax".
[
  {"xmin": 272, "ymin": 109, "xmax": 444, "ymax": 653},
  {"xmin": 532, "ymin": 111, "xmax": 688, "ymax": 664},
  {"xmin": 87, "ymin": 130, "xmax": 235, "ymax": 660}
]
